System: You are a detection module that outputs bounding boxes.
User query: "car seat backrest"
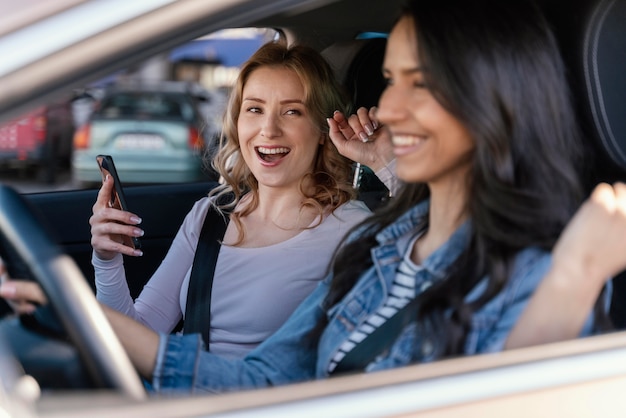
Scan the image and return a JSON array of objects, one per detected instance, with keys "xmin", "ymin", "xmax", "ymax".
[
  {"xmin": 322, "ymin": 37, "xmax": 390, "ymax": 210},
  {"xmin": 322, "ymin": 37, "xmax": 387, "ymax": 111},
  {"xmin": 550, "ymin": 0, "xmax": 626, "ymax": 185},
  {"xmin": 581, "ymin": 0, "xmax": 626, "ymax": 173}
]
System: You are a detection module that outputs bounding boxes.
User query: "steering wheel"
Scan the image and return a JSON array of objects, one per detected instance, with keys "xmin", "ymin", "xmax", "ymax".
[{"xmin": 0, "ymin": 184, "xmax": 146, "ymax": 400}]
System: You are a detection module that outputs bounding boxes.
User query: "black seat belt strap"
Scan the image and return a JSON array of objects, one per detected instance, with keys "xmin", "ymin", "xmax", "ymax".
[
  {"xmin": 183, "ymin": 203, "xmax": 230, "ymax": 349},
  {"xmin": 332, "ymin": 297, "xmax": 420, "ymax": 374}
]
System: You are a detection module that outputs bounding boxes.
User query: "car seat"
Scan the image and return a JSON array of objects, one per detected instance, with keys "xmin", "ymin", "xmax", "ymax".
[
  {"xmin": 322, "ymin": 37, "xmax": 390, "ymax": 211},
  {"xmin": 546, "ymin": 0, "xmax": 626, "ymax": 327}
]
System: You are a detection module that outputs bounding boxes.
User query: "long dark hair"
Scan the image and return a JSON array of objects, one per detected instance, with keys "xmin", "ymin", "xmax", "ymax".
[{"xmin": 312, "ymin": 0, "xmax": 590, "ymax": 357}]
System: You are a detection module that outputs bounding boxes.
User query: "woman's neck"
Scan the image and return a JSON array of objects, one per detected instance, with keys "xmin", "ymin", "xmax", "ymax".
[
  {"xmin": 225, "ymin": 183, "xmax": 321, "ymax": 248},
  {"xmin": 253, "ymin": 185, "xmax": 314, "ymax": 227},
  {"xmin": 411, "ymin": 178, "xmax": 469, "ymax": 264}
]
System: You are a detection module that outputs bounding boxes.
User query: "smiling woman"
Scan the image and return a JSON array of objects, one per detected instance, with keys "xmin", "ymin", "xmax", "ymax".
[{"xmin": 81, "ymin": 40, "xmax": 373, "ymax": 360}]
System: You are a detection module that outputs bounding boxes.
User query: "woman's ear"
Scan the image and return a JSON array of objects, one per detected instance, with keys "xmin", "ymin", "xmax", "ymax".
[{"xmin": 319, "ymin": 133, "xmax": 327, "ymax": 145}]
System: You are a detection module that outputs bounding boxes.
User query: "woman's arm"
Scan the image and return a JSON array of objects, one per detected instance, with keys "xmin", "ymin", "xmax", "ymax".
[
  {"xmin": 100, "ymin": 304, "xmax": 160, "ymax": 379},
  {"xmin": 506, "ymin": 182, "xmax": 626, "ymax": 349},
  {"xmin": 95, "ymin": 197, "xmax": 210, "ymax": 333},
  {"xmin": 0, "ymin": 269, "xmax": 328, "ymax": 392},
  {"xmin": 0, "ymin": 277, "xmax": 159, "ymax": 379}
]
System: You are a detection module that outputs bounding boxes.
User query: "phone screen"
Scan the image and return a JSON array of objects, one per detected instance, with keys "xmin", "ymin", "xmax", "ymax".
[{"xmin": 96, "ymin": 155, "xmax": 142, "ymax": 250}]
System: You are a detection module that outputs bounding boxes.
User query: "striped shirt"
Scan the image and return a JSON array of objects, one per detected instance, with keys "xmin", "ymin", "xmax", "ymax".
[{"xmin": 328, "ymin": 234, "xmax": 423, "ymax": 373}]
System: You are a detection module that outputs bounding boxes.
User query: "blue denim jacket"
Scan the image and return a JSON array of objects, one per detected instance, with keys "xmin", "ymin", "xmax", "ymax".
[{"xmin": 152, "ymin": 200, "xmax": 608, "ymax": 393}]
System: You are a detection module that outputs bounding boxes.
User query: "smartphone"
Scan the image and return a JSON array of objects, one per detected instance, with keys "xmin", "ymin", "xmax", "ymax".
[{"xmin": 96, "ymin": 154, "xmax": 142, "ymax": 250}]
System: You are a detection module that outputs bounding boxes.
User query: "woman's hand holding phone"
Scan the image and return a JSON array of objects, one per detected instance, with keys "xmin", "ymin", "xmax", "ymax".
[{"xmin": 89, "ymin": 174, "xmax": 144, "ymax": 258}]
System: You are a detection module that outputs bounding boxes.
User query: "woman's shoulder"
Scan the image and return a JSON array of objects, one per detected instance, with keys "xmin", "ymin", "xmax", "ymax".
[
  {"xmin": 189, "ymin": 195, "xmax": 213, "ymax": 215},
  {"xmin": 332, "ymin": 199, "xmax": 372, "ymax": 217},
  {"xmin": 180, "ymin": 195, "xmax": 214, "ymax": 232},
  {"xmin": 318, "ymin": 199, "xmax": 372, "ymax": 235}
]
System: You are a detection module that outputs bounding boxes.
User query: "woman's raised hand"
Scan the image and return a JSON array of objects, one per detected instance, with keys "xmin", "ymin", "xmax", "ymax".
[
  {"xmin": 89, "ymin": 175, "xmax": 144, "ymax": 259},
  {"xmin": 327, "ymin": 106, "xmax": 394, "ymax": 173},
  {"xmin": 552, "ymin": 182, "xmax": 626, "ymax": 286}
]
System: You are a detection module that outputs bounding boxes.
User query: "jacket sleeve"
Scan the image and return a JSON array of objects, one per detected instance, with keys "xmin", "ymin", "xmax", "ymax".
[
  {"xmin": 467, "ymin": 248, "xmax": 553, "ymax": 354},
  {"xmin": 152, "ymin": 275, "xmax": 330, "ymax": 393}
]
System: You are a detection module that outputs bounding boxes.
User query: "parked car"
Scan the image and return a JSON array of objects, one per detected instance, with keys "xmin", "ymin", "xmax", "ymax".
[
  {"xmin": 72, "ymin": 82, "xmax": 217, "ymax": 186},
  {"xmin": 0, "ymin": 0, "xmax": 625, "ymax": 417},
  {"xmin": 0, "ymin": 100, "xmax": 74, "ymax": 184}
]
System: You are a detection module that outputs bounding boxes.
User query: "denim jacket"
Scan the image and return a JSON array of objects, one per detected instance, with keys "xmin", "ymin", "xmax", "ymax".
[{"xmin": 152, "ymin": 200, "xmax": 607, "ymax": 393}]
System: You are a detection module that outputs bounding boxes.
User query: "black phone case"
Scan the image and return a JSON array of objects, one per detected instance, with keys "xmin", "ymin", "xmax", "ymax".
[{"xmin": 96, "ymin": 155, "xmax": 142, "ymax": 250}]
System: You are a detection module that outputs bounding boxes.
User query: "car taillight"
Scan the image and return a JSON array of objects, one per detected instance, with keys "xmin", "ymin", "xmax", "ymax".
[
  {"xmin": 73, "ymin": 124, "xmax": 91, "ymax": 149},
  {"xmin": 188, "ymin": 127, "xmax": 203, "ymax": 150},
  {"xmin": 33, "ymin": 114, "xmax": 47, "ymax": 143}
]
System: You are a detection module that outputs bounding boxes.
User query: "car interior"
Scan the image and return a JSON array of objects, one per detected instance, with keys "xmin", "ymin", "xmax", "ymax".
[
  {"xmin": 1, "ymin": 0, "xmax": 626, "ymax": 415},
  {"xmin": 545, "ymin": 0, "xmax": 626, "ymax": 328}
]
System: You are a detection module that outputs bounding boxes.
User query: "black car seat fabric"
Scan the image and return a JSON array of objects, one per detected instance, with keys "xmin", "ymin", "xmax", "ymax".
[
  {"xmin": 582, "ymin": 0, "xmax": 626, "ymax": 174},
  {"xmin": 322, "ymin": 37, "xmax": 390, "ymax": 211},
  {"xmin": 548, "ymin": 0, "xmax": 626, "ymax": 327}
]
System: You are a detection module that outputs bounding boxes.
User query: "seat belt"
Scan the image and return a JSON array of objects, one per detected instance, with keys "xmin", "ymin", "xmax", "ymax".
[
  {"xmin": 332, "ymin": 296, "xmax": 421, "ymax": 375},
  {"xmin": 183, "ymin": 203, "xmax": 230, "ymax": 349}
]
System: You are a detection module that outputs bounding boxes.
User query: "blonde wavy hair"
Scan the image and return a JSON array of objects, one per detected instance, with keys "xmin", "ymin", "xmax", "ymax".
[{"xmin": 207, "ymin": 41, "xmax": 356, "ymax": 245}]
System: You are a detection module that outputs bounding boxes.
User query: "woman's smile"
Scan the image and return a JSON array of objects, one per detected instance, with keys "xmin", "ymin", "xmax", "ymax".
[
  {"xmin": 255, "ymin": 146, "xmax": 291, "ymax": 165},
  {"xmin": 391, "ymin": 134, "xmax": 427, "ymax": 157}
]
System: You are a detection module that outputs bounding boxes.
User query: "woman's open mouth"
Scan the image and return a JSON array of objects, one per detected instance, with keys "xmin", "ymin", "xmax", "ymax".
[{"xmin": 256, "ymin": 146, "xmax": 291, "ymax": 163}]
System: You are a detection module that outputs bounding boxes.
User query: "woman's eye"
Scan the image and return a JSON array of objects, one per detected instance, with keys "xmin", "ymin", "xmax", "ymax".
[
  {"xmin": 246, "ymin": 107, "xmax": 262, "ymax": 114},
  {"xmin": 285, "ymin": 109, "xmax": 302, "ymax": 116},
  {"xmin": 383, "ymin": 77, "xmax": 393, "ymax": 87},
  {"xmin": 413, "ymin": 79, "xmax": 426, "ymax": 89}
]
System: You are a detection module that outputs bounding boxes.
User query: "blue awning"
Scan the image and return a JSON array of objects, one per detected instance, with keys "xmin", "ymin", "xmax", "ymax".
[{"xmin": 169, "ymin": 37, "xmax": 266, "ymax": 67}]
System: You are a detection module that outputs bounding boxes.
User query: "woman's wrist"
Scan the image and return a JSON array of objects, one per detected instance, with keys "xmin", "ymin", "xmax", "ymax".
[
  {"xmin": 374, "ymin": 159, "xmax": 398, "ymax": 196},
  {"xmin": 545, "ymin": 257, "xmax": 607, "ymax": 302}
]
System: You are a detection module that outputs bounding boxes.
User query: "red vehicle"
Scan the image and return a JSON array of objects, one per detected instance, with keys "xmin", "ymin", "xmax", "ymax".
[{"xmin": 0, "ymin": 101, "xmax": 74, "ymax": 183}]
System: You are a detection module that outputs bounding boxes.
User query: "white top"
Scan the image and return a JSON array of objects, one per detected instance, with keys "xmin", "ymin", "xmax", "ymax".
[{"xmin": 94, "ymin": 197, "xmax": 371, "ymax": 358}]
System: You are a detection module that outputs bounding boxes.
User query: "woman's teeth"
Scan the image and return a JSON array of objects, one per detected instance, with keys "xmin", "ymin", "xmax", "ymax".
[
  {"xmin": 392, "ymin": 135, "xmax": 424, "ymax": 146},
  {"xmin": 256, "ymin": 146, "xmax": 290, "ymax": 162},
  {"xmin": 257, "ymin": 146, "xmax": 290, "ymax": 155}
]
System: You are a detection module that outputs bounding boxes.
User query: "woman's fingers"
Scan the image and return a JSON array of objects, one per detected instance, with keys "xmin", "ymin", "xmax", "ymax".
[
  {"xmin": 0, "ymin": 278, "xmax": 48, "ymax": 314},
  {"xmin": 356, "ymin": 107, "xmax": 376, "ymax": 137},
  {"xmin": 94, "ymin": 173, "xmax": 115, "ymax": 209},
  {"xmin": 90, "ymin": 175, "xmax": 143, "ymax": 259},
  {"xmin": 327, "ymin": 107, "xmax": 394, "ymax": 172}
]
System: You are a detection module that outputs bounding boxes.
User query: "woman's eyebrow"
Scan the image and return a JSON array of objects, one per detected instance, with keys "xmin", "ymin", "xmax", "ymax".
[
  {"xmin": 382, "ymin": 66, "xmax": 424, "ymax": 75},
  {"xmin": 280, "ymin": 99, "xmax": 305, "ymax": 105},
  {"xmin": 241, "ymin": 98, "xmax": 304, "ymax": 105}
]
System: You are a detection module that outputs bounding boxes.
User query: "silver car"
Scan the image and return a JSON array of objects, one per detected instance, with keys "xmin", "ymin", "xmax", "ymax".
[{"xmin": 72, "ymin": 82, "xmax": 214, "ymax": 185}]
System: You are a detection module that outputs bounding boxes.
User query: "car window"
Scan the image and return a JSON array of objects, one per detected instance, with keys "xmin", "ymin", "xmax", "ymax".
[
  {"xmin": 0, "ymin": 27, "xmax": 277, "ymax": 193},
  {"xmin": 95, "ymin": 92, "xmax": 193, "ymax": 121}
]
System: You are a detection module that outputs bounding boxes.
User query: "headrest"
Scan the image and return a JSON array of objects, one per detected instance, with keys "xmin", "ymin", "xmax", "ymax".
[
  {"xmin": 580, "ymin": 0, "xmax": 626, "ymax": 171},
  {"xmin": 322, "ymin": 37, "xmax": 387, "ymax": 111}
]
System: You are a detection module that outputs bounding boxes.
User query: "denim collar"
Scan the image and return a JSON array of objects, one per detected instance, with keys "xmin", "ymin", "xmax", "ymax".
[{"xmin": 375, "ymin": 199, "xmax": 471, "ymax": 278}]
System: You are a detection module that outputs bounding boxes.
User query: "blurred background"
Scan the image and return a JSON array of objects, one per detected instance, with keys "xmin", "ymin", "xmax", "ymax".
[{"xmin": 0, "ymin": 27, "xmax": 277, "ymax": 193}]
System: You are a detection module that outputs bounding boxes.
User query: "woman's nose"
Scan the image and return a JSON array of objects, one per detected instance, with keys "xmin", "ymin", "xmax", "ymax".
[
  {"xmin": 377, "ymin": 85, "xmax": 404, "ymax": 127},
  {"xmin": 260, "ymin": 114, "xmax": 281, "ymax": 139}
]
